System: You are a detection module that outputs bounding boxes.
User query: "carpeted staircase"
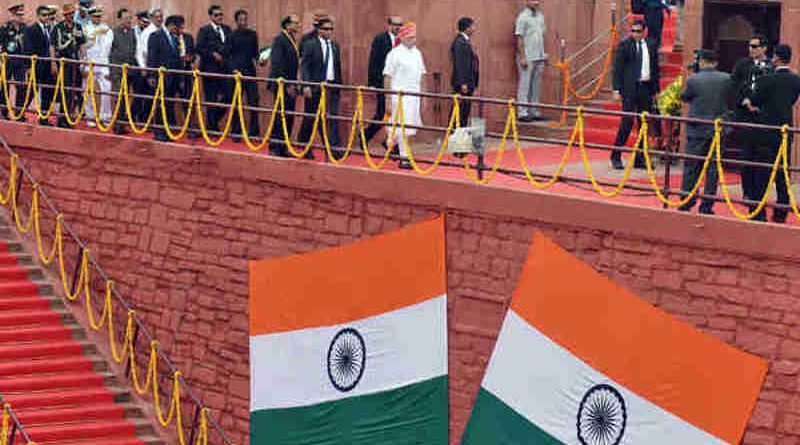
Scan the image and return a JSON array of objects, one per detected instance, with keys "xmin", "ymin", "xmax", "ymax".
[
  {"xmin": 0, "ymin": 214, "xmax": 163, "ymax": 445},
  {"xmin": 584, "ymin": 10, "xmax": 683, "ymax": 148}
]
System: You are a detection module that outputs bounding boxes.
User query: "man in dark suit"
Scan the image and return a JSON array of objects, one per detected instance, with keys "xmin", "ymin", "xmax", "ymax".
[
  {"xmin": 300, "ymin": 12, "xmax": 327, "ymax": 49},
  {"xmin": 450, "ymin": 16, "xmax": 480, "ymax": 128},
  {"xmin": 298, "ymin": 17, "xmax": 342, "ymax": 158},
  {"xmin": 195, "ymin": 4, "xmax": 231, "ymax": 133},
  {"xmin": 643, "ymin": 0, "xmax": 670, "ymax": 50},
  {"xmin": 148, "ymin": 15, "xmax": 183, "ymax": 141},
  {"xmin": 24, "ymin": 5, "xmax": 56, "ymax": 125},
  {"xmin": 732, "ymin": 34, "xmax": 773, "ymax": 209},
  {"xmin": 677, "ymin": 49, "xmax": 732, "ymax": 215},
  {"xmin": 610, "ymin": 20, "xmax": 660, "ymax": 170},
  {"xmin": 744, "ymin": 44, "xmax": 800, "ymax": 223},
  {"xmin": 174, "ymin": 15, "xmax": 198, "ymax": 138},
  {"xmin": 268, "ymin": 14, "xmax": 301, "ymax": 157},
  {"xmin": 228, "ymin": 9, "xmax": 260, "ymax": 140},
  {"xmin": 364, "ymin": 15, "xmax": 403, "ymax": 143}
]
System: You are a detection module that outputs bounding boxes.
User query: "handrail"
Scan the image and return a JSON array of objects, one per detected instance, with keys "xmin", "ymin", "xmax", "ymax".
[
  {"xmin": 0, "ymin": 130, "xmax": 235, "ymax": 445},
  {"xmin": 568, "ymin": 11, "xmax": 631, "ymax": 65},
  {"xmin": 0, "ymin": 400, "xmax": 33, "ymax": 445}
]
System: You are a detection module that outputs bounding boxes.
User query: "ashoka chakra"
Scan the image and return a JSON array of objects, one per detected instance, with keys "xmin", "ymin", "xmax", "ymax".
[
  {"xmin": 326, "ymin": 327, "xmax": 366, "ymax": 392},
  {"xmin": 577, "ymin": 383, "xmax": 627, "ymax": 445}
]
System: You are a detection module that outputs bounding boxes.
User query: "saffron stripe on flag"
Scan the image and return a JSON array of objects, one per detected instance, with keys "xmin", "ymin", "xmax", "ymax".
[
  {"xmin": 509, "ymin": 233, "xmax": 768, "ymax": 444},
  {"xmin": 250, "ymin": 217, "xmax": 446, "ymax": 336}
]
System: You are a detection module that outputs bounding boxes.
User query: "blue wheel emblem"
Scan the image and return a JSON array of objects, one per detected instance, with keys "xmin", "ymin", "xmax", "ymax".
[
  {"xmin": 327, "ymin": 328, "xmax": 366, "ymax": 392},
  {"xmin": 577, "ymin": 384, "xmax": 627, "ymax": 445}
]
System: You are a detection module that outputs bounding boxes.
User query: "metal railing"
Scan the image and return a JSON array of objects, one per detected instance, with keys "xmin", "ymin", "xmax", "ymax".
[
  {"xmin": 567, "ymin": 6, "xmax": 631, "ymax": 96},
  {"xmin": 0, "ymin": 131, "xmax": 234, "ymax": 445},
  {"xmin": 0, "ymin": 400, "xmax": 33, "ymax": 445}
]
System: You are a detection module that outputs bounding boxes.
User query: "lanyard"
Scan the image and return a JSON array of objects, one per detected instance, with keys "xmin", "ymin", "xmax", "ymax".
[{"xmin": 283, "ymin": 30, "xmax": 299, "ymax": 58}]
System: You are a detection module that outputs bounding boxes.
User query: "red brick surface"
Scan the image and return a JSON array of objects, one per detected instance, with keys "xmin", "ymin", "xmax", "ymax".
[{"xmin": 5, "ymin": 123, "xmax": 800, "ymax": 445}]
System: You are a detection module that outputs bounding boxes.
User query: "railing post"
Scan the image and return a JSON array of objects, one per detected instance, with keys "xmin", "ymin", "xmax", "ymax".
[
  {"xmin": 13, "ymin": 169, "xmax": 22, "ymax": 207},
  {"xmin": 188, "ymin": 404, "xmax": 202, "ymax": 445},
  {"xmin": 125, "ymin": 322, "xmax": 140, "ymax": 377},
  {"xmin": 611, "ymin": 2, "xmax": 617, "ymax": 26},
  {"xmin": 662, "ymin": 119, "xmax": 673, "ymax": 208},
  {"xmin": 70, "ymin": 246, "xmax": 84, "ymax": 296},
  {"xmin": 9, "ymin": 421, "xmax": 17, "ymax": 445}
]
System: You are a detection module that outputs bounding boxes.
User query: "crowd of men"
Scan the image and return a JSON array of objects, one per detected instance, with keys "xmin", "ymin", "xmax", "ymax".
[{"xmin": 611, "ymin": 19, "xmax": 800, "ymax": 223}]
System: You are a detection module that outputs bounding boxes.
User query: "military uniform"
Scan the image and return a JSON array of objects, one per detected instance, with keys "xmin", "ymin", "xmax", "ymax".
[
  {"xmin": 0, "ymin": 16, "xmax": 28, "ymax": 117},
  {"xmin": 52, "ymin": 13, "xmax": 85, "ymax": 127}
]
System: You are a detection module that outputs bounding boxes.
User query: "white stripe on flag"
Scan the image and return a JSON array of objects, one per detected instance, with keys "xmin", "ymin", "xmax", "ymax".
[
  {"xmin": 250, "ymin": 295, "xmax": 447, "ymax": 411},
  {"xmin": 482, "ymin": 310, "xmax": 729, "ymax": 445}
]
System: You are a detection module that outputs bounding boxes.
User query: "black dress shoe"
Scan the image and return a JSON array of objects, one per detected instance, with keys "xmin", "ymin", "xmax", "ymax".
[
  {"xmin": 610, "ymin": 158, "xmax": 624, "ymax": 170},
  {"xmin": 398, "ymin": 160, "xmax": 412, "ymax": 170},
  {"xmin": 303, "ymin": 150, "xmax": 316, "ymax": 160},
  {"xmin": 38, "ymin": 118, "xmax": 52, "ymax": 126},
  {"xmin": 56, "ymin": 118, "xmax": 70, "ymax": 128},
  {"xmin": 518, "ymin": 115, "xmax": 535, "ymax": 123},
  {"xmin": 772, "ymin": 212, "xmax": 788, "ymax": 224}
]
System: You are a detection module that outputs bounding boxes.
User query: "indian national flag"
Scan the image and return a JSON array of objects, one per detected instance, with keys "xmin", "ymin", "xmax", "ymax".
[
  {"xmin": 249, "ymin": 217, "xmax": 448, "ymax": 445},
  {"xmin": 462, "ymin": 233, "xmax": 767, "ymax": 445}
]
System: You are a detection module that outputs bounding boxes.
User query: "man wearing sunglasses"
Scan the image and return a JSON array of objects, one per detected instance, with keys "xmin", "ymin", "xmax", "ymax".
[
  {"xmin": 610, "ymin": 20, "xmax": 660, "ymax": 170},
  {"xmin": 732, "ymin": 34, "xmax": 774, "ymax": 208},
  {"xmin": 196, "ymin": 4, "xmax": 232, "ymax": 134},
  {"xmin": 24, "ymin": 5, "xmax": 57, "ymax": 125}
]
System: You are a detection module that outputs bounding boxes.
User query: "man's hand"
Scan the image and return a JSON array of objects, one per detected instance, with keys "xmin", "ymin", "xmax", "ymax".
[
  {"xmin": 460, "ymin": 84, "xmax": 468, "ymax": 94},
  {"xmin": 303, "ymin": 86, "xmax": 312, "ymax": 98},
  {"xmin": 612, "ymin": 91, "xmax": 621, "ymax": 102},
  {"xmin": 519, "ymin": 59, "xmax": 529, "ymax": 70},
  {"xmin": 212, "ymin": 52, "xmax": 223, "ymax": 63},
  {"xmin": 743, "ymin": 98, "xmax": 759, "ymax": 113}
]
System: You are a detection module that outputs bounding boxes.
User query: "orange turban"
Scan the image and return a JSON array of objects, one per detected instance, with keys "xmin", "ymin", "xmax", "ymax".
[{"xmin": 396, "ymin": 22, "xmax": 417, "ymax": 44}]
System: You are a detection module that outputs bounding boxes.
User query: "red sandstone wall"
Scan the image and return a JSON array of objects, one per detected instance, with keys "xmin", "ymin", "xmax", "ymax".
[{"xmin": 5, "ymin": 123, "xmax": 800, "ymax": 445}]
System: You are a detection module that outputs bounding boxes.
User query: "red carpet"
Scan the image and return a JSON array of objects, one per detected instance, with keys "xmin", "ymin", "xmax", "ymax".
[{"xmin": 0, "ymin": 235, "xmax": 146, "ymax": 445}]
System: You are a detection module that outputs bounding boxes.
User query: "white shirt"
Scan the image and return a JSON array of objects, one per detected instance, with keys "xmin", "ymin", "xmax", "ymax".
[
  {"xmin": 319, "ymin": 36, "xmax": 335, "ymax": 81},
  {"xmin": 136, "ymin": 23, "xmax": 159, "ymax": 67},
  {"xmin": 383, "ymin": 44, "xmax": 427, "ymax": 93},
  {"xmin": 84, "ymin": 21, "xmax": 113, "ymax": 63},
  {"xmin": 460, "ymin": 32, "xmax": 470, "ymax": 42},
  {"xmin": 515, "ymin": 7, "xmax": 547, "ymax": 61},
  {"xmin": 388, "ymin": 32, "xmax": 396, "ymax": 46},
  {"xmin": 639, "ymin": 39, "xmax": 650, "ymax": 82},
  {"xmin": 211, "ymin": 22, "xmax": 225, "ymax": 43}
]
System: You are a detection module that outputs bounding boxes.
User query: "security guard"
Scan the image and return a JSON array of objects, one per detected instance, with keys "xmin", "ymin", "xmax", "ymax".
[
  {"xmin": 53, "ymin": 3, "xmax": 85, "ymax": 127},
  {"xmin": 0, "ymin": 3, "xmax": 28, "ymax": 119}
]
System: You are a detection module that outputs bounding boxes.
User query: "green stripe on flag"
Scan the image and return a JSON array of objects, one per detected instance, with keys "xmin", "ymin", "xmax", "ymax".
[
  {"xmin": 461, "ymin": 388, "xmax": 564, "ymax": 445},
  {"xmin": 251, "ymin": 376, "xmax": 448, "ymax": 445}
]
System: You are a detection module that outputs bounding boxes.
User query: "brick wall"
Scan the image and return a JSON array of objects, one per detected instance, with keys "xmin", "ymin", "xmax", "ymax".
[{"xmin": 4, "ymin": 122, "xmax": 800, "ymax": 445}]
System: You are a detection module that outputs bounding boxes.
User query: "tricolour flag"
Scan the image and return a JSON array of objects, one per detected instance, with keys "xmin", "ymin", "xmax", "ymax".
[
  {"xmin": 250, "ymin": 217, "xmax": 448, "ymax": 445},
  {"xmin": 462, "ymin": 233, "xmax": 767, "ymax": 445}
]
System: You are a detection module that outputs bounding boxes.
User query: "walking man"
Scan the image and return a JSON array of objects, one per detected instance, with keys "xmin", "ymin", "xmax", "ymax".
[
  {"xmin": 147, "ymin": 15, "xmax": 182, "ymax": 141},
  {"xmin": 268, "ymin": 14, "xmax": 301, "ymax": 157},
  {"xmin": 515, "ymin": 0, "xmax": 547, "ymax": 122},
  {"xmin": 298, "ymin": 17, "xmax": 342, "ymax": 157},
  {"xmin": 744, "ymin": 44, "xmax": 800, "ymax": 223},
  {"xmin": 83, "ymin": 6, "xmax": 112, "ymax": 126},
  {"xmin": 643, "ymin": 0, "xmax": 670, "ymax": 50},
  {"xmin": 228, "ymin": 8, "xmax": 260, "ymax": 139},
  {"xmin": 196, "ymin": 4, "xmax": 232, "ymax": 133},
  {"xmin": 384, "ymin": 23, "xmax": 426, "ymax": 170},
  {"xmin": 24, "ymin": 5, "xmax": 57, "ymax": 125},
  {"xmin": 450, "ymin": 17, "xmax": 479, "ymax": 127},
  {"xmin": 109, "ymin": 7, "xmax": 137, "ymax": 134},
  {"xmin": 677, "ymin": 49, "xmax": 731, "ymax": 215},
  {"xmin": 610, "ymin": 20, "xmax": 660, "ymax": 170},
  {"xmin": 364, "ymin": 15, "xmax": 403, "ymax": 144}
]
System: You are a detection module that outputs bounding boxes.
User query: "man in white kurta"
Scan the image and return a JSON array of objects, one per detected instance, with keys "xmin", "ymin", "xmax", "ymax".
[
  {"xmin": 83, "ymin": 6, "xmax": 113, "ymax": 124},
  {"xmin": 383, "ymin": 23, "xmax": 426, "ymax": 169}
]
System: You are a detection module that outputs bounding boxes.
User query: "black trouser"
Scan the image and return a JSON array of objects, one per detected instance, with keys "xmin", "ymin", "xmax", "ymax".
[
  {"xmin": 35, "ymin": 64, "xmax": 55, "ymax": 122},
  {"xmin": 364, "ymin": 90, "xmax": 385, "ymax": 142},
  {"xmin": 60, "ymin": 62, "xmax": 82, "ymax": 124},
  {"xmin": 109, "ymin": 66, "xmax": 134, "ymax": 129},
  {"xmin": 645, "ymin": 4, "xmax": 665, "ymax": 50},
  {"xmin": 679, "ymin": 133, "xmax": 718, "ymax": 213},
  {"xmin": 298, "ymin": 87, "xmax": 341, "ymax": 149},
  {"xmin": 750, "ymin": 132, "xmax": 792, "ymax": 221},
  {"xmin": 202, "ymin": 75, "xmax": 233, "ymax": 132},
  {"xmin": 134, "ymin": 71, "xmax": 153, "ymax": 124},
  {"xmin": 612, "ymin": 82, "xmax": 659, "ymax": 163},
  {"xmin": 269, "ymin": 87, "xmax": 295, "ymax": 156},
  {"xmin": 0, "ymin": 60, "xmax": 25, "ymax": 117},
  {"xmin": 153, "ymin": 76, "xmax": 177, "ymax": 140},
  {"xmin": 737, "ymin": 127, "xmax": 760, "ymax": 202},
  {"xmin": 453, "ymin": 88, "xmax": 474, "ymax": 128},
  {"xmin": 231, "ymin": 78, "xmax": 260, "ymax": 137},
  {"xmin": 175, "ymin": 66, "xmax": 199, "ymax": 136}
]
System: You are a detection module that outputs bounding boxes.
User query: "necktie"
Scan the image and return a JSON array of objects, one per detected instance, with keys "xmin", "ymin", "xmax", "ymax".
[
  {"xmin": 166, "ymin": 29, "xmax": 176, "ymax": 52},
  {"xmin": 216, "ymin": 26, "xmax": 225, "ymax": 43}
]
